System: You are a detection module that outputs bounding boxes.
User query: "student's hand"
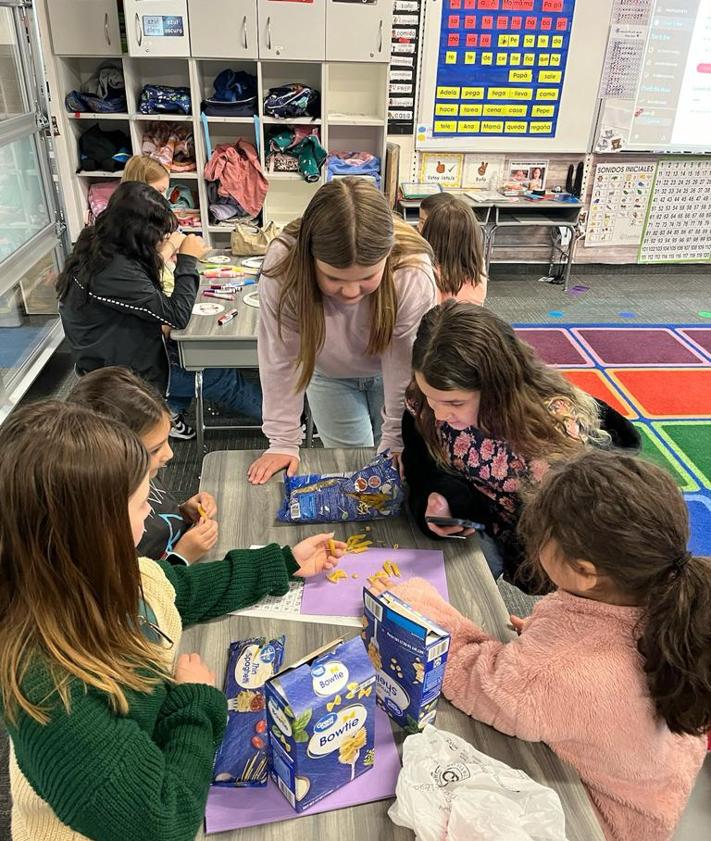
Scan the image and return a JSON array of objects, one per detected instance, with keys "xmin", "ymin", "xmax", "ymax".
[
  {"xmin": 390, "ymin": 450, "xmax": 404, "ymax": 481},
  {"xmin": 425, "ymin": 492, "xmax": 476, "ymax": 538},
  {"xmin": 179, "ymin": 234, "xmax": 209, "ymax": 259},
  {"xmin": 509, "ymin": 614, "xmax": 525, "ymax": 635},
  {"xmin": 292, "ymin": 533, "xmax": 347, "ymax": 578},
  {"xmin": 247, "ymin": 452, "xmax": 299, "ymax": 485},
  {"xmin": 180, "ymin": 492, "xmax": 218, "ymax": 523},
  {"xmin": 367, "ymin": 576, "xmax": 394, "ymax": 596},
  {"xmin": 174, "ymin": 653, "xmax": 216, "ymax": 687},
  {"xmin": 161, "ymin": 324, "xmax": 172, "ymax": 337},
  {"xmin": 174, "ymin": 517, "xmax": 219, "ymax": 563}
]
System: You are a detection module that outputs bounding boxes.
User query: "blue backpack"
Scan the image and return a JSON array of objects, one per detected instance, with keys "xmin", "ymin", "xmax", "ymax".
[{"xmin": 263, "ymin": 84, "xmax": 320, "ymax": 120}]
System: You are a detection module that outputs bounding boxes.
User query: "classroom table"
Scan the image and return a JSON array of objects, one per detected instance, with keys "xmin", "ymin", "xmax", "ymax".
[
  {"xmin": 170, "ymin": 262, "xmax": 313, "ymax": 453},
  {"xmin": 398, "ymin": 192, "xmax": 583, "ymax": 290},
  {"xmin": 185, "ymin": 448, "xmax": 605, "ymax": 841}
]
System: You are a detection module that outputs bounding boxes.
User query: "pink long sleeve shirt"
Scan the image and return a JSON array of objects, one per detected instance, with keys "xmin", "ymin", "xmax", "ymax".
[
  {"xmin": 389, "ymin": 578, "xmax": 706, "ymax": 841},
  {"xmin": 258, "ymin": 239, "xmax": 437, "ymax": 458}
]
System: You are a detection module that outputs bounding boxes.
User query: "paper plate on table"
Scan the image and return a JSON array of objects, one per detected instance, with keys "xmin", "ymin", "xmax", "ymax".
[
  {"xmin": 192, "ymin": 302, "xmax": 224, "ymax": 315},
  {"xmin": 241, "ymin": 257, "xmax": 264, "ymax": 271},
  {"xmin": 201, "ymin": 254, "xmax": 231, "ymax": 264},
  {"xmin": 242, "ymin": 290, "xmax": 260, "ymax": 309}
]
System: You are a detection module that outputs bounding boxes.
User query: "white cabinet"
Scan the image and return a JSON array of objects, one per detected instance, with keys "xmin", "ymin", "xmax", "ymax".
[
  {"xmin": 258, "ymin": 0, "xmax": 326, "ymax": 61},
  {"xmin": 326, "ymin": 0, "xmax": 391, "ymax": 62},
  {"xmin": 46, "ymin": 0, "xmax": 121, "ymax": 56},
  {"xmin": 124, "ymin": 0, "xmax": 191, "ymax": 57},
  {"xmin": 189, "ymin": 0, "xmax": 258, "ymax": 59}
]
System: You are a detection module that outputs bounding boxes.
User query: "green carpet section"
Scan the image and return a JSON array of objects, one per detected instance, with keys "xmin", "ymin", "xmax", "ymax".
[
  {"xmin": 634, "ymin": 423, "xmax": 698, "ymax": 491},
  {"xmin": 652, "ymin": 422, "xmax": 711, "ymax": 488}
]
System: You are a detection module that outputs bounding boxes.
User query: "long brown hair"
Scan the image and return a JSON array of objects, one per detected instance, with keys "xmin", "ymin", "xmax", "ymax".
[
  {"xmin": 409, "ymin": 301, "xmax": 606, "ymax": 464},
  {"xmin": 518, "ymin": 449, "xmax": 711, "ymax": 737},
  {"xmin": 270, "ymin": 177, "xmax": 434, "ymax": 391},
  {"xmin": 0, "ymin": 401, "xmax": 166, "ymax": 725},
  {"xmin": 67, "ymin": 366, "xmax": 169, "ymax": 437},
  {"xmin": 421, "ymin": 198, "xmax": 486, "ymax": 296}
]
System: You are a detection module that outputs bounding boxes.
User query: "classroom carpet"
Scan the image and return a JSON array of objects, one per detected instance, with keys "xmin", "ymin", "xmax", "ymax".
[{"xmin": 515, "ymin": 323, "xmax": 711, "ymax": 557}]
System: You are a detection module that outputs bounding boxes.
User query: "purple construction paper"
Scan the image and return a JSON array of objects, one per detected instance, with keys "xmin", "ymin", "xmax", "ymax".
[
  {"xmin": 204, "ymin": 706, "xmax": 400, "ymax": 834},
  {"xmin": 300, "ymin": 548, "xmax": 448, "ymax": 618}
]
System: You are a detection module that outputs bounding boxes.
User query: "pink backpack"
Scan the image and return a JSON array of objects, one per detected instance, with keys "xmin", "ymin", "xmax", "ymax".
[{"xmin": 87, "ymin": 181, "xmax": 120, "ymax": 223}]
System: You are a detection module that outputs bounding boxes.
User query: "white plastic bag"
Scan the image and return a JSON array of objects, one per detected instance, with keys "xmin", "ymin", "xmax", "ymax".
[{"xmin": 389, "ymin": 726, "xmax": 568, "ymax": 841}]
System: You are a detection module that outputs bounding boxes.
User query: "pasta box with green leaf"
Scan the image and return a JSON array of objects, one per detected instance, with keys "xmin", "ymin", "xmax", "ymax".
[{"xmin": 265, "ymin": 636, "xmax": 376, "ymax": 812}]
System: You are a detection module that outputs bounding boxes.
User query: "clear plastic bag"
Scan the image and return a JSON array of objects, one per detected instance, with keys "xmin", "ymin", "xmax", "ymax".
[{"xmin": 389, "ymin": 726, "xmax": 568, "ymax": 841}]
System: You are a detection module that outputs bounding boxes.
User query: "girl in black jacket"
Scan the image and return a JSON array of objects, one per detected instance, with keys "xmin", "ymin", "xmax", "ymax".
[
  {"xmin": 402, "ymin": 302, "xmax": 640, "ymax": 590},
  {"xmin": 56, "ymin": 182, "xmax": 261, "ymax": 437}
]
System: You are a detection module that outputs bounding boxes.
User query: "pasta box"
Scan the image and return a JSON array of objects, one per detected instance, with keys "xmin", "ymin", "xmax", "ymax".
[
  {"xmin": 265, "ymin": 636, "xmax": 376, "ymax": 812},
  {"xmin": 363, "ymin": 589, "xmax": 450, "ymax": 733}
]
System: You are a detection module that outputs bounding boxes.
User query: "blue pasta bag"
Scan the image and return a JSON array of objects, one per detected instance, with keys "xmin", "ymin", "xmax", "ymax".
[
  {"xmin": 277, "ymin": 452, "xmax": 403, "ymax": 524},
  {"xmin": 213, "ymin": 636, "xmax": 286, "ymax": 787}
]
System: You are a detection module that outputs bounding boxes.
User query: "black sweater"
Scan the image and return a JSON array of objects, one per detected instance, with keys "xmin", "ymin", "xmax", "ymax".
[
  {"xmin": 402, "ymin": 400, "xmax": 641, "ymax": 589},
  {"xmin": 59, "ymin": 253, "xmax": 199, "ymax": 395}
]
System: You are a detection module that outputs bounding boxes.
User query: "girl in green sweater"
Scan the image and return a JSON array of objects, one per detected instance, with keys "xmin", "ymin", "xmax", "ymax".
[{"xmin": 0, "ymin": 401, "xmax": 344, "ymax": 841}]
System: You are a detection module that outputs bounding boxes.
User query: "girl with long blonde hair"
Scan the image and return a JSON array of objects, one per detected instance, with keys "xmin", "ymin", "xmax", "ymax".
[
  {"xmin": 248, "ymin": 177, "xmax": 437, "ymax": 484},
  {"xmin": 0, "ymin": 401, "xmax": 343, "ymax": 840},
  {"xmin": 402, "ymin": 302, "xmax": 640, "ymax": 584}
]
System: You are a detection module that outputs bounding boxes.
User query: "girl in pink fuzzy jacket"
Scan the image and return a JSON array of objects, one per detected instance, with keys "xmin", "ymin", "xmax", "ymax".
[{"xmin": 372, "ymin": 450, "xmax": 710, "ymax": 841}]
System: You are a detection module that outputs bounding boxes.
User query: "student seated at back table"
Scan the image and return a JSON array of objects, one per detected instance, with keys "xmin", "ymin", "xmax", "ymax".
[
  {"xmin": 420, "ymin": 196, "xmax": 488, "ymax": 306},
  {"xmin": 370, "ymin": 449, "xmax": 711, "ymax": 841},
  {"xmin": 402, "ymin": 302, "xmax": 640, "ymax": 587},
  {"xmin": 56, "ymin": 181, "xmax": 262, "ymax": 443},
  {"xmin": 416, "ymin": 190, "xmax": 458, "ymax": 232},
  {"xmin": 67, "ymin": 366, "xmax": 217, "ymax": 566},
  {"xmin": 0, "ymin": 401, "xmax": 345, "ymax": 841}
]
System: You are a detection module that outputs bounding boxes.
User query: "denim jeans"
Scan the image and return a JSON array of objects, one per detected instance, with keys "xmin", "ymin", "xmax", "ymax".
[
  {"xmin": 306, "ymin": 372, "xmax": 384, "ymax": 448},
  {"xmin": 167, "ymin": 364, "xmax": 263, "ymax": 422}
]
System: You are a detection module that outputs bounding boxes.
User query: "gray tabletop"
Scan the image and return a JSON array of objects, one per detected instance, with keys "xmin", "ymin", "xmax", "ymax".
[{"xmin": 187, "ymin": 448, "xmax": 604, "ymax": 841}]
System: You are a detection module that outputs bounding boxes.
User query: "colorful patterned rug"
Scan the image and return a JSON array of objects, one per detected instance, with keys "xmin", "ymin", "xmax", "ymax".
[{"xmin": 514, "ymin": 325, "xmax": 711, "ymax": 555}]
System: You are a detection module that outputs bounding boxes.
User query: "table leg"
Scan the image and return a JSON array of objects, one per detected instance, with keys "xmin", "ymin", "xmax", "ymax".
[
  {"xmin": 195, "ymin": 369, "xmax": 205, "ymax": 454},
  {"xmin": 485, "ymin": 224, "xmax": 497, "ymax": 272},
  {"xmin": 563, "ymin": 225, "xmax": 578, "ymax": 292}
]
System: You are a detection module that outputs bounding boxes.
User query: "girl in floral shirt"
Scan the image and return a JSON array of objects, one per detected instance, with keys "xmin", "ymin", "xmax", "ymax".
[{"xmin": 401, "ymin": 302, "xmax": 639, "ymax": 586}]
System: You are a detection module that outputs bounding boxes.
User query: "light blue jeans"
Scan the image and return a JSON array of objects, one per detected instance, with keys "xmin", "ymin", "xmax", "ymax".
[{"xmin": 306, "ymin": 372, "xmax": 384, "ymax": 448}]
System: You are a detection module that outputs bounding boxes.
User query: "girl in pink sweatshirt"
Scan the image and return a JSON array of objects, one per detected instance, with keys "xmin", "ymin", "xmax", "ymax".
[
  {"xmin": 248, "ymin": 178, "xmax": 437, "ymax": 485},
  {"xmin": 372, "ymin": 450, "xmax": 710, "ymax": 841}
]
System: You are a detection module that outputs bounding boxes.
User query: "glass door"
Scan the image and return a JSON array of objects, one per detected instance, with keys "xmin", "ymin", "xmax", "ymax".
[{"xmin": 0, "ymin": 0, "xmax": 69, "ymax": 424}]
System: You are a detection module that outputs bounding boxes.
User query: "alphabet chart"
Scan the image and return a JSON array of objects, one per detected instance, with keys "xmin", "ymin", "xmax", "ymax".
[
  {"xmin": 639, "ymin": 159, "xmax": 711, "ymax": 264},
  {"xmin": 585, "ymin": 162, "xmax": 656, "ymax": 246},
  {"xmin": 431, "ymin": 0, "xmax": 576, "ymax": 138}
]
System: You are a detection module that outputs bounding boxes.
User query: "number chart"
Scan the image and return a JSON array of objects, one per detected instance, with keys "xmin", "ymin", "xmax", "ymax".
[{"xmin": 432, "ymin": 0, "xmax": 576, "ymax": 138}]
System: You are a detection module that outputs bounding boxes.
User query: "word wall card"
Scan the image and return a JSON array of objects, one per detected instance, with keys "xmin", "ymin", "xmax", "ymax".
[
  {"xmin": 639, "ymin": 159, "xmax": 711, "ymax": 264},
  {"xmin": 432, "ymin": 0, "xmax": 576, "ymax": 138},
  {"xmin": 585, "ymin": 162, "xmax": 656, "ymax": 247},
  {"xmin": 388, "ymin": 0, "xmax": 424, "ymax": 134}
]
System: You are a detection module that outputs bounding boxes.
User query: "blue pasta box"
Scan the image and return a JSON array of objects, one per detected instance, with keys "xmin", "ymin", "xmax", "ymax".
[
  {"xmin": 363, "ymin": 589, "xmax": 450, "ymax": 734},
  {"xmin": 212, "ymin": 636, "xmax": 285, "ymax": 787},
  {"xmin": 265, "ymin": 636, "xmax": 376, "ymax": 812}
]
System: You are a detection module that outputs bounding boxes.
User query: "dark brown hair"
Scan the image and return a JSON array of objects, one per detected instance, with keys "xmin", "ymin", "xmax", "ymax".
[
  {"xmin": 518, "ymin": 449, "xmax": 711, "ymax": 736},
  {"xmin": 420, "ymin": 191, "xmax": 458, "ymax": 216},
  {"xmin": 408, "ymin": 301, "xmax": 606, "ymax": 464},
  {"xmin": 67, "ymin": 366, "xmax": 169, "ymax": 437},
  {"xmin": 421, "ymin": 198, "xmax": 486, "ymax": 296},
  {"xmin": 270, "ymin": 177, "xmax": 434, "ymax": 391},
  {"xmin": 0, "ymin": 401, "xmax": 165, "ymax": 725}
]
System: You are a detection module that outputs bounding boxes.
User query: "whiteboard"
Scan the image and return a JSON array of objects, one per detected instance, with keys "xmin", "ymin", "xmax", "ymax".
[{"xmin": 416, "ymin": 0, "xmax": 614, "ymax": 153}]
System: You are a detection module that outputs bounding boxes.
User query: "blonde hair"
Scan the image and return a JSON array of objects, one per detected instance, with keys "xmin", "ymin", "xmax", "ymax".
[
  {"xmin": 272, "ymin": 178, "xmax": 434, "ymax": 391},
  {"xmin": 0, "ymin": 401, "xmax": 167, "ymax": 725},
  {"xmin": 121, "ymin": 155, "xmax": 170, "ymax": 186},
  {"xmin": 421, "ymin": 198, "xmax": 486, "ymax": 296}
]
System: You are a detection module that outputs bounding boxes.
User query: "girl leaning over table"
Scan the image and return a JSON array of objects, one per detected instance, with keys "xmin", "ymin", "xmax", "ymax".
[{"xmin": 248, "ymin": 177, "xmax": 438, "ymax": 485}]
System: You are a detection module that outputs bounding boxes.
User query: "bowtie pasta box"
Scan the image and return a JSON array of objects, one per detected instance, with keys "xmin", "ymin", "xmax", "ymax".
[
  {"xmin": 265, "ymin": 635, "xmax": 376, "ymax": 812},
  {"xmin": 363, "ymin": 589, "xmax": 450, "ymax": 733}
]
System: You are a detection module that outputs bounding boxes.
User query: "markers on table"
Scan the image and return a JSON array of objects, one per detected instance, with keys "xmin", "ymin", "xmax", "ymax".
[
  {"xmin": 203, "ymin": 289, "xmax": 236, "ymax": 301},
  {"xmin": 217, "ymin": 308, "xmax": 238, "ymax": 326}
]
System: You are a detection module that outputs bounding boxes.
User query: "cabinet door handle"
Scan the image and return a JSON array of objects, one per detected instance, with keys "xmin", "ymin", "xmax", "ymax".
[
  {"xmin": 104, "ymin": 12, "xmax": 111, "ymax": 46},
  {"xmin": 135, "ymin": 12, "xmax": 143, "ymax": 47},
  {"xmin": 242, "ymin": 15, "xmax": 248, "ymax": 50},
  {"xmin": 266, "ymin": 16, "xmax": 272, "ymax": 50},
  {"xmin": 378, "ymin": 19, "xmax": 383, "ymax": 53}
]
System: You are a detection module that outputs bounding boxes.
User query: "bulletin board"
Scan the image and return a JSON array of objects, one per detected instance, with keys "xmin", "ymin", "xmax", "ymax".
[{"xmin": 417, "ymin": 0, "xmax": 614, "ymax": 152}]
